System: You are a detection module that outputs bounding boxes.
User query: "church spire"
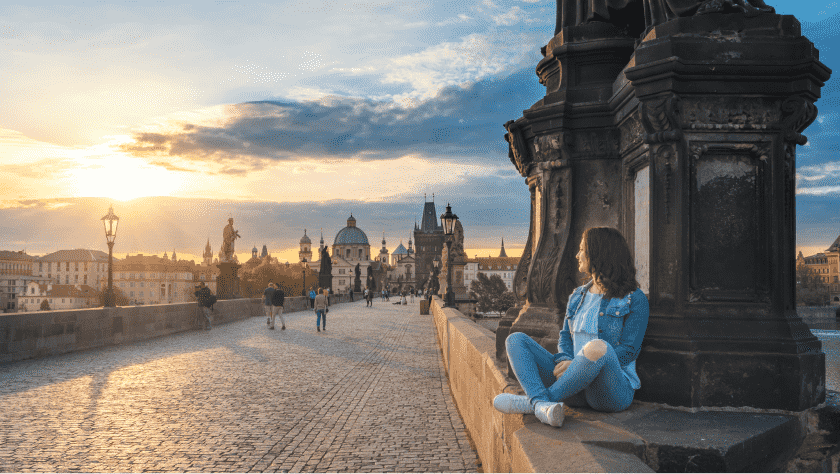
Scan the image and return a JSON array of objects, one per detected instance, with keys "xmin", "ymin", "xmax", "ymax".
[{"xmin": 499, "ymin": 238, "xmax": 508, "ymax": 258}]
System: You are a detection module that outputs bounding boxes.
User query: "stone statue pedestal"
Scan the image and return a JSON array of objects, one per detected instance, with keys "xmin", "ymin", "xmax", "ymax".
[
  {"xmin": 217, "ymin": 262, "xmax": 241, "ymax": 300},
  {"xmin": 502, "ymin": 14, "xmax": 829, "ymax": 410},
  {"xmin": 505, "ymin": 22, "xmax": 636, "ymax": 354},
  {"xmin": 620, "ymin": 13, "xmax": 829, "ymax": 410},
  {"xmin": 452, "ymin": 256, "xmax": 468, "ymax": 300}
]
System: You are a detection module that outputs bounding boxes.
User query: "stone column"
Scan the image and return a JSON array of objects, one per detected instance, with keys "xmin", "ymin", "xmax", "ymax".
[
  {"xmin": 502, "ymin": 22, "xmax": 636, "ymax": 353},
  {"xmin": 622, "ymin": 13, "xmax": 830, "ymax": 410}
]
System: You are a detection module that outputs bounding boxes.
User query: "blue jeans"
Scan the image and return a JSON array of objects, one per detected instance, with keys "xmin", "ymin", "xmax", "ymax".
[
  {"xmin": 506, "ymin": 332, "xmax": 634, "ymax": 412},
  {"xmin": 316, "ymin": 309, "xmax": 326, "ymax": 329}
]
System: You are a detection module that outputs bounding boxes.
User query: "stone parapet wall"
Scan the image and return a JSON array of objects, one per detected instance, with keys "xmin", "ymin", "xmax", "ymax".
[
  {"xmin": 430, "ymin": 296, "xmax": 530, "ymax": 472},
  {"xmin": 0, "ymin": 295, "xmax": 347, "ymax": 364},
  {"xmin": 431, "ymin": 297, "xmax": 840, "ymax": 472}
]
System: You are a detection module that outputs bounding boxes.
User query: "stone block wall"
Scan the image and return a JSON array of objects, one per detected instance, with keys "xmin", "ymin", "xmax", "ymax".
[
  {"xmin": 0, "ymin": 295, "xmax": 347, "ymax": 364},
  {"xmin": 430, "ymin": 296, "xmax": 529, "ymax": 472}
]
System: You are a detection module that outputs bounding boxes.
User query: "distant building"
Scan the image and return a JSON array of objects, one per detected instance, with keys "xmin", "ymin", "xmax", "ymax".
[
  {"xmin": 112, "ymin": 253, "xmax": 217, "ymax": 305},
  {"xmin": 464, "ymin": 242, "xmax": 519, "ymax": 292},
  {"xmin": 299, "ymin": 230, "xmax": 312, "ymax": 263},
  {"xmin": 1, "ymin": 250, "xmax": 38, "ymax": 312},
  {"xmin": 413, "ymin": 198, "xmax": 445, "ymax": 290},
  {"xmin": 35, "ymin": 249, "xmax": 111, "ymax": 290},
  {"xmin": 202, "ymin": 239, "xmax": 214, "ymax": 266},
  {"xmin": 17, "ymin": 282, "xmax": 98, "ymax": 312},
  {"xmin": 798, "ymin": 233, "xmax": 840, "ymax": 305}
]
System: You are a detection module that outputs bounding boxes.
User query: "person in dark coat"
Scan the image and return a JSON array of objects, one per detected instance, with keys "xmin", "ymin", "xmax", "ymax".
[{"xmin": 194, "ymin": 282, "xmax": 215, "ymax": 330}]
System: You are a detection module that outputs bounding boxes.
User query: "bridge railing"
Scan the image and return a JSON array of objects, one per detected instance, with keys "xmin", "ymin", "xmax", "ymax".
[{"xmin": 0, "ymin": 294, "xmax": 349, "ymax": 364}]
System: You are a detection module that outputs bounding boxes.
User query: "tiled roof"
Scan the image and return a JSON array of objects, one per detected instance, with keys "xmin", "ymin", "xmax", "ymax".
[
  {"xmin": 393, "ymin": 243, "xmax": 408, "ymax": 255},
  {"xmin": 0, "ymin": 250, "xmax": 35, "ymax": 261},
  {"xmin": 45, "ymin": 284, "xmax": 98, "ymax": 298},
  {"xmin": 38, "ymin": 249, "xmax": 110, "ymax": 262},
  {"xmin": 828, "ymin": 234, "xmax": 840, "ymax": 251},
  {"xmin": 476, "ymin": 256, "xmax": 520, "ymax": 271}
]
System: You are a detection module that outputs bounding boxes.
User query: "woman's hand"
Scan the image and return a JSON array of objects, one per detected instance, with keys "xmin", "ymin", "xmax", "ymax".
[{"xmin": 553, "ymin": 360, "xmax": 572, "ymax": 379}]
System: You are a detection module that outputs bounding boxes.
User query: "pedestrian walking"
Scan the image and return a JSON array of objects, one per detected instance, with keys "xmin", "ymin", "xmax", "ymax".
[
  {"xmin": 350, "ymin": 288, "xmax": 354, "ymax": 302},
  {"xmin": 194, "ymin": 282, "xmax": 216, "ymax": 330},
  {"xmin": 309, "ymin": 288, "xmax": 317, "ymax": 309},
  {"xmin": 263, "ymin": 280, "xmax": 275, "ymax": 327},
  {"xmin": 410, "ymin": 289, "xmax": 415, "ymax": 303},
  {"xmin": 401, "ymin": 291, "xmax": 407, "ymax": 305},
  {"xmin": 270, "ymin": 283, "xmax": 286, "ymax": 330},
  {"xmin": 365, "ymin": 287, "xmax": 373, "ymax": 307},
  {"xmin": 314, "ymin": 288, "xmax": 329, "ymax": 332},
  {"xmin": 493, "ymin": 227, "xmax": 649, "ymax": 428}
]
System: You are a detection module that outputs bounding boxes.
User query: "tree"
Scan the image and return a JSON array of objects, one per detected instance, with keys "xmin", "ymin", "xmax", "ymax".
[
  {"xmin": 796, "ymin": 263, "xmax": 831, "ymax": 306},
  {"xmin": 97, "ymin": 287, "xmax": 130, "ymax": 307},
  {"xmin": 495, "ymin": 291, "xmax": 517, "ymax": 315},
  {"xmin": 39, "ymin": 299, "xmax": 51, "ymax": 311},
  {"xmin": 469, "ymin": 273, "xmax": 511, "ymax": 315}
]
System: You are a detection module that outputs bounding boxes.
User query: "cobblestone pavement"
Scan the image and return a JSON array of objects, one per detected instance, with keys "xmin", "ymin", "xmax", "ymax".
[{"xmin": 0, "ymin": 300, "xmax": 480, "ymax": 472}]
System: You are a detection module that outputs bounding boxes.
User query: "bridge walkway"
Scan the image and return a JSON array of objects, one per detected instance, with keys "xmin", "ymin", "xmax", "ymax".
[{"xmin": 0, "ymin": 298, "xmax": 479, "ymax": 472}]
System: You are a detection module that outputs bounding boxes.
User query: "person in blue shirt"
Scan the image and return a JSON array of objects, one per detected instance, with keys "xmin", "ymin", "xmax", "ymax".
[
  {"xmin": 493, "ymin": 227, "xmax": 649, "ymax": 428},
  {"xmin": 309, "ymin": 288, "xmax": 317, "ymax": 309}
]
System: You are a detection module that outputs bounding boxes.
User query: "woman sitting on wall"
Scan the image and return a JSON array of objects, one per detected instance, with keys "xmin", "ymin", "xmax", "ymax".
[{"xmin": 493, "ymin": 227, "xmax": 649, "ymax": 427}]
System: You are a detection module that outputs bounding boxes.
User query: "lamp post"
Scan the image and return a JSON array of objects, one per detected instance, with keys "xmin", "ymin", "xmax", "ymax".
[
  {"xmin": 302, "ymin": 259, "xmax": 308, "ymax": 296},
  {"xmin": 440, "ymin": 203, "xmax": 458, "ymax": 308},
  {"xmin": 101, "ymin": 205, "xmax": 119, "ymax": 307}
]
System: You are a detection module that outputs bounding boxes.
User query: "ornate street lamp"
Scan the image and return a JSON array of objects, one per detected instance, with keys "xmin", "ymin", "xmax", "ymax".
[
  {"xmin": 440, "ymin": 203, "xmax": 458, "ymax": 308},
  {"xmin": 101, "ymin": 205, "xmax": 119, "ymax": 307}
]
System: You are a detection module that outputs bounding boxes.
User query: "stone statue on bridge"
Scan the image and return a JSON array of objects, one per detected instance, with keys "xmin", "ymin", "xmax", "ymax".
[
  {"xmin": 553, "ymin": 0, "xmax": 774, "ymax": 36},
  {"xmin": 221, "ymin": 218, "xmax": 240, "ymax": 263}
]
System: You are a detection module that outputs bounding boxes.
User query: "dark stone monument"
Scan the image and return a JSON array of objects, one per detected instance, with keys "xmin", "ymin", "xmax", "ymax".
[
  {"xmin": 216, "ymin": 262, "xmax": 241, "ymax": 300},
  {"xmin": 354, "ymin": 263, "xmax": 362, "ymax": 292},
  {"xmin": 319, "ymin": 246, "xmax": 333, "ymax": 292},
  {"xmin": 366, "ymin": 265, "xmax": 376, "ymax": 292},
  {"xmin": 503, "ymin": 7, "xmax": 830, "ymax": 410},
  {"xmin": 217, "ymin": 217, "xmax": 241, "ymax": 300}
]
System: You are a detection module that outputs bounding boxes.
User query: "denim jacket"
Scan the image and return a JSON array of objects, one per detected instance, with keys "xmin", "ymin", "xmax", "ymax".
[{"xmin": 554, "ymin": 281, "xmax": 649, "ymax": 368}]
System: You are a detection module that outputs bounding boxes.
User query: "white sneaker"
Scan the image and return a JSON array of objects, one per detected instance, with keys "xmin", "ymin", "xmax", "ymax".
[
  {"xmin": 493, "ymin": 393, "xmax": 533, "ymax": 414},
  {"xmin": 534, "ymin": 401, "xmax": 564, "ymax": 427}
]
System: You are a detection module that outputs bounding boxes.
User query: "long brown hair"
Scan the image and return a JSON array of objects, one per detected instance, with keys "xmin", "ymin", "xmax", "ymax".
[{"xmin": 581, "ymin": 227, "xmax": 639, "ymax": 300}]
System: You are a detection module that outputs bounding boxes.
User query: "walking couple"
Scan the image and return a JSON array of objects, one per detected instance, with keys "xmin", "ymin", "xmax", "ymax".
[{"xmin": 263, "ymin": 281, "xmax": 285, "ymax": 330}]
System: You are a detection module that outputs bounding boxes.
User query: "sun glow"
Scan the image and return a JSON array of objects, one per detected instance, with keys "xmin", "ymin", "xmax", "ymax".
[{"xmin": 68, "ymin": 155, "xmax": 182, "ymax": 201}]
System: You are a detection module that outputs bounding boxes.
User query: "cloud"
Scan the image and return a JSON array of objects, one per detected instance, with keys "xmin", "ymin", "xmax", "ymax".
[
  {"xmin": 493, "ymin": 6, "xmax": 526, "ymax": 25},
  {"xmin": 119, "ymin": 66, "xmax": 545, "ymax": 170},
  {"xmin": 796, "ymin": 160, "xmax": 840, "ymax": 195}
]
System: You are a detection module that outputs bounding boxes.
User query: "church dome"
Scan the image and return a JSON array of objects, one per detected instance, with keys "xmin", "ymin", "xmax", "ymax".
[
  {"xmin": 334, "ymin": 221, "xmax": 370, "ymax": 246},
  {"xmin": 300, "ymin": 229, "xmax": 311, "ymax": 244},
  {"xmin": 393, "ymin": 242, "xmax": 408, "ymax": 255}
]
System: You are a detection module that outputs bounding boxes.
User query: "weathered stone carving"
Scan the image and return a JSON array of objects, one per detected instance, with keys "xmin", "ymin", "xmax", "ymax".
[
  {"xmin": 533, "ymin": 133, "xmax": 573, "ymax": 163},
  {"xmin": 555, "ymin": 0, "xmax": 645, "ymax": 35},
  {"xmin": 620, "ymin": 113, "xmax": 645, "ymax": 153},
  {"xmin": 505, "ymin": 120, "xmax": 532, "ymax": 177},
  {"xmin": 683, "ymin": 97, "xmax": 780, "ymax": 129},
  {"xmin": 781, "ymin": 95, "xmax": 818, "ymax": 145},
  {"xmin": 644, "ymin": 0, "xmax": 774, "ymax": 32},
  {"xmin": 641, "ymin": 96, "xmax": 682, "ymax": 143},
  {"xmin": 576, "ymin": 130, "xmax": 615, "ymax": 156}
]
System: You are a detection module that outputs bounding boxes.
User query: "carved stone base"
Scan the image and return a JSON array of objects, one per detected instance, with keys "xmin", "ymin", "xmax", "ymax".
[
  {"xmin": 509, "ymin": 303, "xmax": 562, "ymax": 354},
  {"xmin": 636, "ymin": 348, "xmax": 825, "ymax": 411},
  {"xmin": 621, "ymin": 13, "xmax": 830, "ymax": 410},
  {"xmin": 495, "ymin": 306, "xmax": 521, "ymax": 363},
  {"xmin": 217, "ymin": 262, "xmax": 241, "ymax": 300}
]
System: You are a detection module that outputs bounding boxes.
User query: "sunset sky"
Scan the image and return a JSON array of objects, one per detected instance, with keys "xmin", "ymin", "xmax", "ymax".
[{"xmin": 1, "ymin": 0, "xmax": 839, "ymax": 263}]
